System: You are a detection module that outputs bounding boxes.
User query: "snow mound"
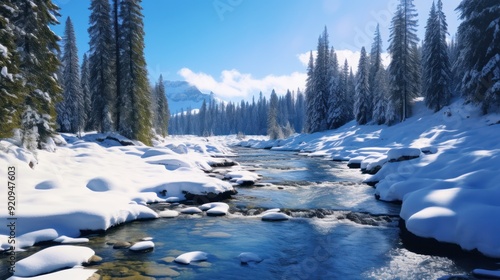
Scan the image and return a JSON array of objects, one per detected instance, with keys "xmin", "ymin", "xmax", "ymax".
[
  {"xmin": 180, "ymin": 207, "xmax": 203, "ymax": 214},
  {"xmin": 14, "ymin": 245, "xmax": 95, "ymax": 277},
  {"xmin": 17, "ymin": 229, "xmax": 59, "ymax": 249},
  {"xmin": 159, "ymin": 210, "xmax": 179, "ymax": 218},
  {"xmin": 261, "ymin": 212, "xmax": 290, "ymax": 221},
  {"xmin": 387, "ymin": 148, "xmax": 421, "ymax": 162},
  {"xmin": 129, "ymin": 241, "xmax": 154, "ymax": 252},
  {"xmin": 238, "ymin": 252, "xmax": 262, "ymax": 264},
  {"xmin": 199, "ymin": 202, "xmax": 229, "ymax": 216},
  {"xmin": 224, "ymin": 170, "xmax": 260, "ymax": 185},
  {"xmin": 53, "ymin": 236, "xmax": 89, "ymax": 244},
  {"xmin": 174, "ymin": 251, "xmax": 208, "ymax": 264},
  {"xmin": 8, "ymin": 267, "xmax": 97, "ymax": 280}
]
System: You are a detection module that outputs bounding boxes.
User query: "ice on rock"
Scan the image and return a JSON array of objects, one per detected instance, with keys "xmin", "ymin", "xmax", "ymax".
[
  {"xmin": 14, "ymin": 245, "xmax": 95, "ymax": 277},
  {"xmin": 174, "ymin": 251, "xmax": 208, "ymax": 264}
]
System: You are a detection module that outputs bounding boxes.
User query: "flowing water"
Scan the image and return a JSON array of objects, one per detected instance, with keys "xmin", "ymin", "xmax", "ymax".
[{"xmin": 1, "ymin": 147, "xmax": 496, "ymax": 279}]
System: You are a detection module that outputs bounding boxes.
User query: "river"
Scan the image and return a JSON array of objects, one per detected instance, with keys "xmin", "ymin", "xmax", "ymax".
[{"xmin": 1, "ymin": 147, "xmax": 492, "ymax": 279}]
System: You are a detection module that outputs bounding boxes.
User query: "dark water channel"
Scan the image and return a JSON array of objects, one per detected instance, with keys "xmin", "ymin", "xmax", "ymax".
[{"xmin": 1, "ymin": 148, "xmax": 494, "ymax": 279}]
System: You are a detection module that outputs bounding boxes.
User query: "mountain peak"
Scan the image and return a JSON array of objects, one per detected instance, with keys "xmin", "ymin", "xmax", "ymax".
[{"xmin": 164, "ymin": 80, "xmax": 214, "ymax": 113}]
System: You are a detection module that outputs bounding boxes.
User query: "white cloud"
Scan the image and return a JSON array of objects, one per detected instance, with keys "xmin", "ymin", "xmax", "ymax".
[
  {"xmin": 297, "ymin": 49, "xmax": 391, "ymax": 74},
  {"xmin": 178, "ymin": 68, "xmax": 306, "ymax": 101}
]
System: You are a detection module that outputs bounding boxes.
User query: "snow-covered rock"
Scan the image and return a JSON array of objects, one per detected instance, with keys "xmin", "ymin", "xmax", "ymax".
[
  {"xmin": 53, "ymin": 236, "xmax": 89, "ymax": 244},
  {"xmin": 8, "ymin": 267, "xmax": 97, "ymax": 280},
  {"xmin": 261, "ymin": 212, "xmax": 290, "ymax": 221},
  {"xmin": 129, "ymin": 241, "xmax": 154, "ymax": 252},
  {"xmin": 199, "ymin": 202, "xmax": 229, "ymax": 216},
  {"xmin": 174, "ymin": 251, "xmax": 208, "ymax": 264},
  {"xmin": 14, "ymin": 245, "xmax": 95, "ymax": 277},
  {"xmin": 159, "ymin": 210, "xmax": 179, "ymax": 218},
  {"xmin": 180, "ymin": 207, "xmax": 203, "ymax": 214},
  {"xmin": 347, "ymin": 156, "xmax": 364, "ymax": 168},
  {"xmin": 224, "ymin": 170, "xmax": 260, "ymax": 186},
  {"xmin": 387, "ymin": 147, "xmax": 421, "ymax": 162},
  {"xmin": 17, "ymin": 229, "xmax": 59, "ymax": 249}
]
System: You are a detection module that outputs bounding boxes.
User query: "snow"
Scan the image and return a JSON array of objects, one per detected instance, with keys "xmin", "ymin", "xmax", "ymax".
[
  {"xmin": 16, "ymin": 229, "xmax": 58, "ymax": 249},
  {"xmin": 53, "ymin": 236, "xmax": 89, "ymax": 244},
  {"xmin": 199, "ymin": 202, "xmax": 229, "ymax": 216},
  {"xmin": 180, "ymin": 207, "xmax": 203, "ymax": 214},
  {"xmin": 174, "ymin": 251, "xmax": 208, "ymax": 264},
  {"xmin": 238, "ymin": 99, "xmax": 500, "ymax": 258},
  {"xmin": 224, "ymin": 169, "xmax": 260, "ymax": 185},
  {"xmin": 158, "ymin": 210, "xmax": 179, "ymax": 218},
  {"xmin": 386, "ymin": 147, "xmax": 421, "ymax": 162},
  {"xmin": 0, "ymin": 133, "xmax": 236, "ymax": 251},
  {"xmin": 14, "ymin": 245, "xmax": 95, "ymax": 277},
  {"xmin": 8, "ymin": 267, "xmax": 97, "ymax": 280},
  {"xmin": 261, "ymin": 212, "xmax": 290, "ymax": 221},
  {"xmin": 238, "ymin": 252, "xmax": 262, "ymax": 264},
  {"xmin": 129, "ymin": 241, "xmax": 154, "ymax": 251}
]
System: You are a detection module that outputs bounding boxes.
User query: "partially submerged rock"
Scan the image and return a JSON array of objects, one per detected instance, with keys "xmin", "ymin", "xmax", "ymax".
[{"xmin": 174, "ymin": 251, "xmax": 208, "ymax": 265}]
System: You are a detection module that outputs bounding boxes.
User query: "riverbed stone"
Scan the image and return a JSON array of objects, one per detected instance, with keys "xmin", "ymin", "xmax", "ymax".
[
  {"xmin": 113, "ymin": 241, "xmax": 132, "ymax": 249},
  {"xmin": 139, "ymin": 262, "xmax": 181, "ymax": 277},
  {"xmin": 86, "ymin": 254, "xmax": 103, "ymax": 264},
  {"xmin": 161, "ymin": 256, "xmax": 176, "ymax": 263}
]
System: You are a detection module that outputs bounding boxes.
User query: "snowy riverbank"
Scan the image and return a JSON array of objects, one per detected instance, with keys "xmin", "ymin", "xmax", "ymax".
[
  {"xmin": 238, "ymin": 98, "xmax": 500, "ymax": 258},
  {"xmin": 0, "ymin": 134, "xmax": 243, "ymax": 249}
]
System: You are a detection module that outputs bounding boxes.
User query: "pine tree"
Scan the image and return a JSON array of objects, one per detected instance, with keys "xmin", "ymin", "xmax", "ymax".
[
  {"xmin": 268, "ymin": 89, "xmax": 282, "ymax": 139},
  {"xmin": 370, "ymin": 24, "xmax": 389, "ymax": 124},
  {"xmin": 304, "ymin": 51, "xmax": 315, "ymax": 133},
  {"xmin": 354, "ymin": 47, "xmax": 371, "ymax": 125},
  {"xmin": 295, "ymin": 89, "xmax": 305, "ymax": 132},
  {"xmin": 310, "ymin": 27, "xmax": 330, "ymax": 132},
  {"xmin": 422, "ymin": 0, "xmax": 451, "ymax": 112},
  {"xmin": 88, "ymin": 0, "xmax": 115, "ymax": 132},
  {"xmin": 59, "ymin": 17, "xmax": 83, "ymax": 134},
  {"xmin": 198, "ymin": 99, "xmax": 208, "ymax": 136},
  {"xmin": 14, "ymin": 0, "xmax": 62, "ymax": 151},
  {"xmin": 0, "ymin": 0, "xmax": 23, "ymax": 138},
  {"xmin": 456, "ymin": 0, "xmax": 500, "ymax": 113},
  {"xmin": 81, "ymin": 53, "xmax": 92, "ymax": 130},
  {"xmin": 346, "ymin": 69, "xmax": 355, "ymax": 121},
  {"xmin": 112, "ymin": 0, "xmax": 121, "ymax": 130},
  {"xmin": 118, "ymin": 0, "xmax": 152, "ymax": 145},
  {"xmin": 387, "ymin": 0, "xmax": 420, "ymax": 123},
  {"xmin": 326, "ymin": 48, "xmax": 344, "ymax": 129},
  {"xmin": 152, "ymin": 75, "xmax": 170, "ymax": 137}
]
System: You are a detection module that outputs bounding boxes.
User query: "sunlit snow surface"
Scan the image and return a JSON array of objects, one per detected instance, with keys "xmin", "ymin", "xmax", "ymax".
[
  {"xmin": 0, "ymin": 134, "xmax": 235, "ymax": 245},
  {"xmin": 239, "ymin": 98, "xmax": 500, "ymax": 258}
]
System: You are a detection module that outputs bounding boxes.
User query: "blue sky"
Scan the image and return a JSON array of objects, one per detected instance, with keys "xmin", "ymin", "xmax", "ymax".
[{"xmin": 51, "ymin": 0, "xmax": 461, "ymax": 101}]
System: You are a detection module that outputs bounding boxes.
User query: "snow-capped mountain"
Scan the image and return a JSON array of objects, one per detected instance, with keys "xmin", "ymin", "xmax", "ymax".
[{"xmin": 164, "ymin": 81, "xmax": 215, "ymax": 114}]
